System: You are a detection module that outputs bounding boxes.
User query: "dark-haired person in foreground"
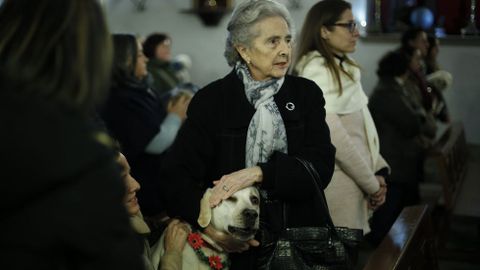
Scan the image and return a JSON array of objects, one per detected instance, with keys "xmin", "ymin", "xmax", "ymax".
[{"xmin": 0, "ymin": 0, "xmax": 143, "ymax": 269}]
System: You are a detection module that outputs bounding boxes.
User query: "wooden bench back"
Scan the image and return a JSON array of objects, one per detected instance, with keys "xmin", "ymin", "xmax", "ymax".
[
  {"xmin": 363, "ymin": 205, "xmax": 438, "ymax": 270},
  {"xmin": 430, "ymin": 121, "xmax": 468, "ymax": 210}
]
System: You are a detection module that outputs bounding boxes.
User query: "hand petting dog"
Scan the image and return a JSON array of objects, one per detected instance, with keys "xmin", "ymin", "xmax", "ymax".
[
  {"xmin": 209, "ymin": 166, "xmax": 263, "ymax": 207},
  {"xmin": 164, "ymin": 219, "xmax": 190, "ymax": 253}
]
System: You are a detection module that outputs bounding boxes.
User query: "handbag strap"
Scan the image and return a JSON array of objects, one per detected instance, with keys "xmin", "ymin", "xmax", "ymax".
[{"xmin": 282, "ymin": 157, "xmax": 340, "ymax": 239}]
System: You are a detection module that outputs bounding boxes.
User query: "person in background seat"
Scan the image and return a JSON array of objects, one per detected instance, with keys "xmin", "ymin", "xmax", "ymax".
[
  {"xmin": 368, "ymin": 49, "xmax": 437, "ymax": 246},
  {"xmin": 101, "ymin": 34, "xmax": 190, "ymax": 221}
]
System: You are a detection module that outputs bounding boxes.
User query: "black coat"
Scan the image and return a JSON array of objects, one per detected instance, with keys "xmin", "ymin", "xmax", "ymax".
[
  {"xmin": 102, "ymin": 82, "xmax": 167, "ymax": 216},
  {"xmin": 160, "ymin": 71, "xmax": 335, "ymax": 269},
  {"xmin": 0, "ymin": 92, "xmax": 143, "ymax": 270},
  {"xmin": 369, "ymin": 78, "xmax": 430, "ymax": 184}
]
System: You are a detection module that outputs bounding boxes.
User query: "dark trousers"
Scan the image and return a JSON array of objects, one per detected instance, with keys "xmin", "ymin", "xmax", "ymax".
[{"xmin": 365, "ymin": 182, "xmax": 420, "ymax": 246}]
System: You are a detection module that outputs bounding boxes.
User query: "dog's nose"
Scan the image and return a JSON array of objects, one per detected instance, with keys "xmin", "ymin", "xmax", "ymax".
[{"xmin": 242, "ymin": 209, "xmax": 258, "ymax": 222}]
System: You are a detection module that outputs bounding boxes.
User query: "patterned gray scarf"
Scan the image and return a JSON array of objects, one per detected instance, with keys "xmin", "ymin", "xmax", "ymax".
[{"xmin": 235, "ymin": 62, "xmax": 288, "ymax": 168}]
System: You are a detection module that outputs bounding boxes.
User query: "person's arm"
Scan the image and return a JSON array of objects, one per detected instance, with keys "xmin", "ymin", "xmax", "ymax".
[
  {"xmin": 145, "ymin": 94, "xmax": 190, "ymax": 154},
  {"xmin": 326, "ymin": 113, "xmax": 380, "ymax": 195},
  {"xmin": 159, "ymin": 219, "xmax": 189, "ymax": 270},
  {"xmin": 102, "ymin": 93, "xmax": 162, "ymax": 159},
  {"xmin": 145, "ymin": 113, "xmax": 181, "ymax": 154},
  {"xmin": 301, "ymin": 59, "xmax": 382, "ymax": 195}
]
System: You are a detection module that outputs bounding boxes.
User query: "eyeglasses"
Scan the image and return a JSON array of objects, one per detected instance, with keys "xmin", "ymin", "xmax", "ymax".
[{"xmin": 330, "ymin": 22, "xmax": 358, "ymax": 33}]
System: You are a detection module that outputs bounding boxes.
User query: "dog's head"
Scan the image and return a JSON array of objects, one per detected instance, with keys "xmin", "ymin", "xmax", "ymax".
[{"xmin": 198, "ymin": 186, "xmax": 260, "ymax": 242}]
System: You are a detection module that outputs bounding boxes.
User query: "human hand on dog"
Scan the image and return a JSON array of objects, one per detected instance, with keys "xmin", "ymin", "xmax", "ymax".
[
  {"xmin": 164, "ymin": 219, "xmax": 190, "ymax": 253},
  {"xmin": 209, "ymin": 166, "xmax": 263, "ymax": 207},
  {"xmin": 204, "ymin": 224, "xmax": 259, "ymax": 253}
]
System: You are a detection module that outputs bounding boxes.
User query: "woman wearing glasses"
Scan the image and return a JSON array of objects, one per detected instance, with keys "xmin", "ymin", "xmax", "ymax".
[{"xmin": 293, "ymin": 0, "xmax": 389, "ymax": 246}]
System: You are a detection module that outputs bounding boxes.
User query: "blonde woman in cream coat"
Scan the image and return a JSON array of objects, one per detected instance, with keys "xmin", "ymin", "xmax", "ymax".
[{"xmin": 294, "ymin": 0, "xmax": 388, "ymax": 235}]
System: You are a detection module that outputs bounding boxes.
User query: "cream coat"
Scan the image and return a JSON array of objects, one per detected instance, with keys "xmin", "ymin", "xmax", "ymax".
[{"xmin": 295, "ymin": 52, "xmax": 389, "ymax": 234}]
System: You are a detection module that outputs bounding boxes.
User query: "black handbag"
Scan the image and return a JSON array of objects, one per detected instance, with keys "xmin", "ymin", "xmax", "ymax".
[{"xmin": 257, "ymin": 158, "xmax": 363, "ymax": 270}]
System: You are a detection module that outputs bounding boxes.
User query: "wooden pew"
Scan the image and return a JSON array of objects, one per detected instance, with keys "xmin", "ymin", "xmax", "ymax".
[
  {"xmin": 422, "ymin": 121, "xmax": 469, "ymax": 248},
  {"xmin": 428, "ymin": 121, "xmax": 468, "ymax": 211},
  {"xmin": 421, "ymin": 121, "xmax": 468, "ymax": 210},
  {"xmin": 363, "ymin": 205, "xmax": 438, "ymax": 270}
]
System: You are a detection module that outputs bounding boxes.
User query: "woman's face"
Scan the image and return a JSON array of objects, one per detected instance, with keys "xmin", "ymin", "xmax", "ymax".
[
  {"xmin": 321, "ymin": 9, "xmax": 359, "ymax": 55},
  {"xmin": 410, "ymin": 32, "xmax": 428, "ymax": 57},
  {"xmin": 134, "ymin": 40, "xmax": 148, "ymax": 79},
  {"xmin": 118, "ymin": 153, "xmax": 141, "ymax": 216},
  {"xmin": 237, "ymin": 16, "xmax": 292, "ymax": 81},
  {"xmin": 154, "ymin": 38, "xmax": 172, "ymax": 62},
  {"xmin": 409, "ymin": 49, "xmax": 423, "ymax": 72}
]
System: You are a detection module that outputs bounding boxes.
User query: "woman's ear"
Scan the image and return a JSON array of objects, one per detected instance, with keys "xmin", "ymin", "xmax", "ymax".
[
  {"xmin": 235, "ymin": 45, "xmax": 251, "ymax": 64},
  {"xmin": 320, "ymin": 26, "xmax": 330, "ymax": 40}
]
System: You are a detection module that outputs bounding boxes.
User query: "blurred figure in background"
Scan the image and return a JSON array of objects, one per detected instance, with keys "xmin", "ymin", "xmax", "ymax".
[
  {"xmin": 0, "ymin": 0, "xmax": 143, "ymax": 269},
  {"xmin": 143, "ymin": 33, "xmax": 192, "ymax": 97},
  {"xmin": 425, "ymin": 35, "xmax": 453, "ymax": 93},
  {"xmin": 400, "ymin": 28, "xmax": 450, "ymax": 125},
  {"xmin": 101, "ymin": 34, "xmax": 190, "ymax": 221},
  {"xmin": 425, "ymin": 35, "xmax": 440, "ymax": 75},
  {"xmin": 368, "ymin": 49, "xmax": 437, "ymax": 246}
]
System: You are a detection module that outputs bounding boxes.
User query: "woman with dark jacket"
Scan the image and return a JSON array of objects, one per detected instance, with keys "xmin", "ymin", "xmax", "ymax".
[
  {"xmin": 143, "ymin": 33, "xmax": 182, "ymax": 97},
  {"xmin": 101, "ymin": 34, "xmax": 190, "ymax": 217},
  {"xmin": 160, "ymin": 1, "xmax": 335, "ymax": 269},
  {"xmin": 0, "ymin": 1, "xmax": 143, "ymax": 269},
  {"xmin": 367, "ymin": 49, "xmax": 436, "ymax": 245}
]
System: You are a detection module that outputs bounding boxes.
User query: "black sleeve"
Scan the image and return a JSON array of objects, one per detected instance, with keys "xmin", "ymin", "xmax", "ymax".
[
  {"xmin": 102, "ymin": 93, "xmax": 163, "ymax": 159},
  {"xmin": 375, "ymin": 167, "xmax": 389, "ymax": 179},
  {"xmin": 259, "ymin": 80, "xmax": 336, "ymax": 200}
]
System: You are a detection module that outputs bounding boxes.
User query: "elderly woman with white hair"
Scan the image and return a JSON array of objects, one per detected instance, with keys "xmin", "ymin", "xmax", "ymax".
[{"xmin": 160, "ymin": 0, "xmax": 335, "ymax": 268}]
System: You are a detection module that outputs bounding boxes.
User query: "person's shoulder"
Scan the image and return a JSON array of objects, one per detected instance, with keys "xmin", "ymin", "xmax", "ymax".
[
  {"xmin": 0, "ymin": 91, "xmax": 117, "ymax": 203},
  {"xmin": 375, "ymin": 79, "xmax": 402, "ymax": 93},
  {"xmin": 198, "ymin": 72, "xmax": 235, "ymax": 95},
  {"xmin": 1, "ymin": 91, "xmax": 114, "ymax": 170},
  {"xmin": 294, "ymin": 50, "xmax": 326, "ymax": 74},
  {"xmin": 189, "ymin": 72, "xmax": 236, "ymax": 105},
  {"xmin": 370, "ymin": 79, "xmax": 401, "ymax": 103}
]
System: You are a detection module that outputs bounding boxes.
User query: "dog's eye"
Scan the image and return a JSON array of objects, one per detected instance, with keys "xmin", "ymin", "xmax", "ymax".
[
  {"xmin": 226, "ymin": 197, "xmax": 237, "ymax": 203},
  {"xmin": 250, "ymin": 196, "xmax": 259, "ymax": 205}
]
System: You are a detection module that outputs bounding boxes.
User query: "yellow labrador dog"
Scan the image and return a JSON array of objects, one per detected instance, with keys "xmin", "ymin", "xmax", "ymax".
[{"xmin": 151, "ymin": 186, "xmax": 260, "ymax": 270}]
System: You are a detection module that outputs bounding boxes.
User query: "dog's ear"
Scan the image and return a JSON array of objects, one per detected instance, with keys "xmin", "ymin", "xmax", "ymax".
[{"xmin": 197, "ymin": 188, "xmax": 212, "ymax": 228}]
